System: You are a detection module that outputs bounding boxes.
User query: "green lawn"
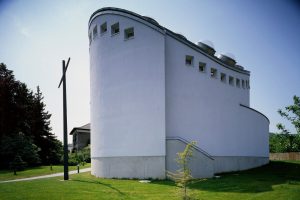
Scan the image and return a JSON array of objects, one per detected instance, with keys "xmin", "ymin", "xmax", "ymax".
[
  {"xmin": 0, "ymin": 163, "xmax": 90, "ymax": 181},
  {"xmin": 0, "ymin": 161, "xmax": 299, "ymax": 200}
]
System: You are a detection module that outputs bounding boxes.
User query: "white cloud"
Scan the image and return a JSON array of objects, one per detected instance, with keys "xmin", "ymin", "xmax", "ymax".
[
  {"xmin": 20, "ymin": 27, "xmax": 30, "ymax": 37},
  {"xmin": 7, "ymin": 12, "xmax": 31, "ymax": 38}
]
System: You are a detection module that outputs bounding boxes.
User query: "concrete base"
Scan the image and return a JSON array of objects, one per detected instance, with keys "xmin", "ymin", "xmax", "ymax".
[
  {"xmin": 166, "ymin": 138, "xmax": 215, "ymax": 178},
  {"xmin": 91, "ymin": 156, "xmax": 165, "ymax": 179},
  {"xmin": 213, "ymin": 156, "xmax": 269, "ymax": 174},
  {"xmin": 166, "ymin": 137, "xmax": 269, "ymax": 178},
  {"xmin": 91, "ymin": 140, "xmax": 269, "ymax": 179}
]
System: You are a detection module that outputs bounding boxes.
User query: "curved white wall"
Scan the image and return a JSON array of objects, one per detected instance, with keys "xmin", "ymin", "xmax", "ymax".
[
  {"xmin": 89, "ymin": 7, "xmax": 269, "ymax": 178},
  {"xmin": 237, "ymin": 105, "xmax": 269, "ymax": 157},
  {"xmin": 90, "ymin": 14, "xmax": 166, "ymax": 158},
  {"xmin": 165, "ymin": 35, "xmax": 268, "ymax": 157}
]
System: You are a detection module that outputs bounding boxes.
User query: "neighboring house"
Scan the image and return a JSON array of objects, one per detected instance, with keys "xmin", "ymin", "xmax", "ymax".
[
  {"xmin": 69, "ymin": 123, "xmax": 90, "ymax": 151},
  {"xmin": 88, "ymin": 7, "xmax": 269, "ymax": 179}
]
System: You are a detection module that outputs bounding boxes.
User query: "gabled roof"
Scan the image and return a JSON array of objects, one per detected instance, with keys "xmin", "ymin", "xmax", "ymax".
[
  {"xmin": 80, "ymin": 123, "xmax": 90, "ymax": 130},
  {"xmin": 69, "ymin": 123, "xmax": 90, "ymax": 135}
]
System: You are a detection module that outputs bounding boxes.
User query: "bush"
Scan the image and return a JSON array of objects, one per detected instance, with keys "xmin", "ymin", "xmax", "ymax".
[
  {"xmin": 68, "ymin": 153, "xmax": 79, "ymax": 166},
  {"xmin": 67, "ymin": 145, "xmax": 90, "ymax": 166}
]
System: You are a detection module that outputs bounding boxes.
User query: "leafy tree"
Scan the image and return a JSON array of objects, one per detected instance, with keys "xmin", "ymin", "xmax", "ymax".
[
  {"xmin": 269, "ymin": 133, "xmax": 300, "ymax": 153},
  {"xmin": 276, "ymin": 95, "xmax": 300, "ymax": 152},
  {"xmin": 168, "ymin": 141, "xmax": 196, "ymax": 200},
  {"xmin": 269, "ymin": 133, "xmax": 285, "ymax": 153}
]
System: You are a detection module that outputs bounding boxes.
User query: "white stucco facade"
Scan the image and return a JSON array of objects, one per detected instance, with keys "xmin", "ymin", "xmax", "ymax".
[{"xmin": 89, "ymin": 7, "xmax": 269, "ymax": 179}]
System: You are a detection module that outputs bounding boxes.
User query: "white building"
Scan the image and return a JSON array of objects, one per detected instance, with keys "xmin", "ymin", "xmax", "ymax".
[{"xmin": 88, "ymin": 7, "xmax": 269, "ymax": 179}]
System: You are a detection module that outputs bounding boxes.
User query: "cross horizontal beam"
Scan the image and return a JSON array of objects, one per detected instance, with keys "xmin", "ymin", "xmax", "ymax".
[{"xmin": 58, "ymin": 57, "xmax": 71, "ymax": 88}]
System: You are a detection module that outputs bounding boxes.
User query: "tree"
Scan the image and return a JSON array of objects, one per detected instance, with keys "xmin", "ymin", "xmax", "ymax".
[
  {"xmin": 0, "ymin": 133, "xmax": 40, "ymax": 168},
  {"xmin": 30, "ymin": 86, "xmax": 63, "ymax": 164},
  {"xmin": 168, "ymin": 141, "xmax": 196, "ymax": 200},
  {"xmin": 0, "ymin": 63, "xmax": 34, "ymax": 139},
  {"xmin": 10, "ymin": 155, "xmax": 27, "ymax": 175},
  {"xmin": 82, "ymin": 145, "xmax": 91, "ymax": 163},
  {"xmin": 276, "ymin": 95, "xmax": 300, "ymax": 152},
  {"xmin": 269, "ymin": 133, "xmax": 300, "ymax": 153},
  {"xmin": 68, "ymin": 145, "xmax": 91, "ymax": 166},
  {"xmin": 46, "ymin": 139, "xmax": 63, "ymax": 170},
  {"xmin": 0, "ymin": 63, "xmax": 63, "ymax": 168},
  {"xmin": 0, "ymin": 63, "xmax": 15, "ymax": 138}
]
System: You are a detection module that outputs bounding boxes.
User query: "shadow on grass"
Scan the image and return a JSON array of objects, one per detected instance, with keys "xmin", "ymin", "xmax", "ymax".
[
  {"xmin": 153, "ymin": 161, "xmax": 300, "ymax": 194},
  {"xmin": 71, "ymin": 179, "xmax": 126, "ymax": 196}
]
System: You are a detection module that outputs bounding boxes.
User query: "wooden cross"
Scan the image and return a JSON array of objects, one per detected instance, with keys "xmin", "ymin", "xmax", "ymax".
[{"xmin": 58, "ymin": 57, "xmax": 70, "ymax": 180}]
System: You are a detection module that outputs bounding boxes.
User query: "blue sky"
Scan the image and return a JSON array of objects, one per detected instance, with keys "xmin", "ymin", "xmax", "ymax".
[{"xmin": 0, "ymin": 0, "xmax": 299, "ymax": 141}]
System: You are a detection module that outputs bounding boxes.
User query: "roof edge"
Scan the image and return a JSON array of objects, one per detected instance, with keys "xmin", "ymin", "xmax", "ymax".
[
  {"xmin": 89, "ymin": 7, "xmax": 250, "ymax": 75},
  {"xmin": 69, "ymin": 128, "xmax": 90, "ymax": 135},
  {"xmin": 240, "ymin": 104, "xmax": 270, "ymax": 123}
]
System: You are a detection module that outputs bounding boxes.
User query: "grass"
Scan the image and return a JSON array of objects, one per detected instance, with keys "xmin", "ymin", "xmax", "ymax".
[
  {"xmin": 0, "ymin": 163, "xmax": 90, "ymax": 181},
  {"xmin": 0, "ymin": 161, "xmax": 299, "ymax": 200}
]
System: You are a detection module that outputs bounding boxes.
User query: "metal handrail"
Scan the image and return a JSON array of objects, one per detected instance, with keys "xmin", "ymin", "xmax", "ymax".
[{"xmin": 166, "ymin": 136, "xmax": 214, "ymax": 160}]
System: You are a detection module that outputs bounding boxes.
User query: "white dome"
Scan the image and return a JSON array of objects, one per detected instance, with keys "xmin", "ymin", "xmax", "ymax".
[
  {"xmin": 222, "ymin": 52, "xmax": 236, "ymax": 61},
  {"xmin": 199, "ymin": 40, "xmax": 215, "ymax": 49}
]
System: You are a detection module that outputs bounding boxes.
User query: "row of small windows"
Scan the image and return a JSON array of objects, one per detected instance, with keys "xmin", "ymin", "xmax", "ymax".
[
  {"xmin": 89, "ymin": 22, "xmax": 134, "ymax": 44},
  {"xmin": 185, "ymin": 55, "xmax": 250, "ymax": 89}
]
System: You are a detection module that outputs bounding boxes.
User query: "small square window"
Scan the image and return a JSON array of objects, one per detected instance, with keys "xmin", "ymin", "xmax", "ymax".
[
  {"xmin": 199, "ymin": 62, "xmax": 206, "ymax": 72},
  {"xmin": 100, "ymin": 22, "xmax": 107, "ymax": 34},
  {"xmin": 111, "ymin": 22, "xmax": 120, "ymax": 35},
  {"xmin": 229, "ymin": 76, "xmax": 234, "ymax": 86},
  {"xmin": 124, "ymin": 27, "xmax": 134, "ymax": 39},
  {"xmin": 210, "ymin": 68, "xmax": 217, "ymax": 78},
  {"xmin": 236, "ymin": 78, "xmax": 240, "ymax": 87},
  {"xmin": 185, "ymin": 55, "xmax": 194, "ymax": 66},
  {"xmin": 242, "ymin": 80, "xmax": 245, "ymax": 88},
  {"xmin": 220, "ymin": 73, "xmax": 226, "ymax": 83},
  {"xmin": 93, "ymin": 26, "xmax": 98, "ymax": 39}
]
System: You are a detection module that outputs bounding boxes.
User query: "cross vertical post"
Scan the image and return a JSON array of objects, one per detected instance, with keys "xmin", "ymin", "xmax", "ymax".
[{"xmin": 58, "ymin": 58, "xmax": 70, "ymax": 180}]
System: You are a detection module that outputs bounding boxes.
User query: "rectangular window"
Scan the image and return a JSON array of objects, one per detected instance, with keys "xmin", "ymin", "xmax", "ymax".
[
  {"xmin": 229, "ymin": 76, "xmax": 234, "ymax": 86},
  {"xmin": 210, "ymin": 68, "xmax": 217, "ymax": 78},
  {"xmin": 124, "ymin": 27, "xmax": 134, "ymax": 39},
  {"xmin": 111, "ymin": 22, "xmax": 120, "ymax": 35},
  {"xmin": 236, "ymin": 78, "xmax": 240, "ymax": 87},
  {"xmin": 93, "ymin": 26, "xmax": 97, "ymax": 39},
  {"xmin": 242, "ymin": 80, "xmax": 245, "ymax": 88},
  {"xmin": 220, "ymin": 73, "xmax": 226, "ymax": 83},
  {"xmin": 185, "ymin": 55, "xmax": 194, "ymax": 66},
  {"xmin": 100, "ymin": 22, "xmax": 107, "ymax": 34},
  {"xmin": 198, "ymin": 62, "xmax": 206, "ymax": 72}
]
